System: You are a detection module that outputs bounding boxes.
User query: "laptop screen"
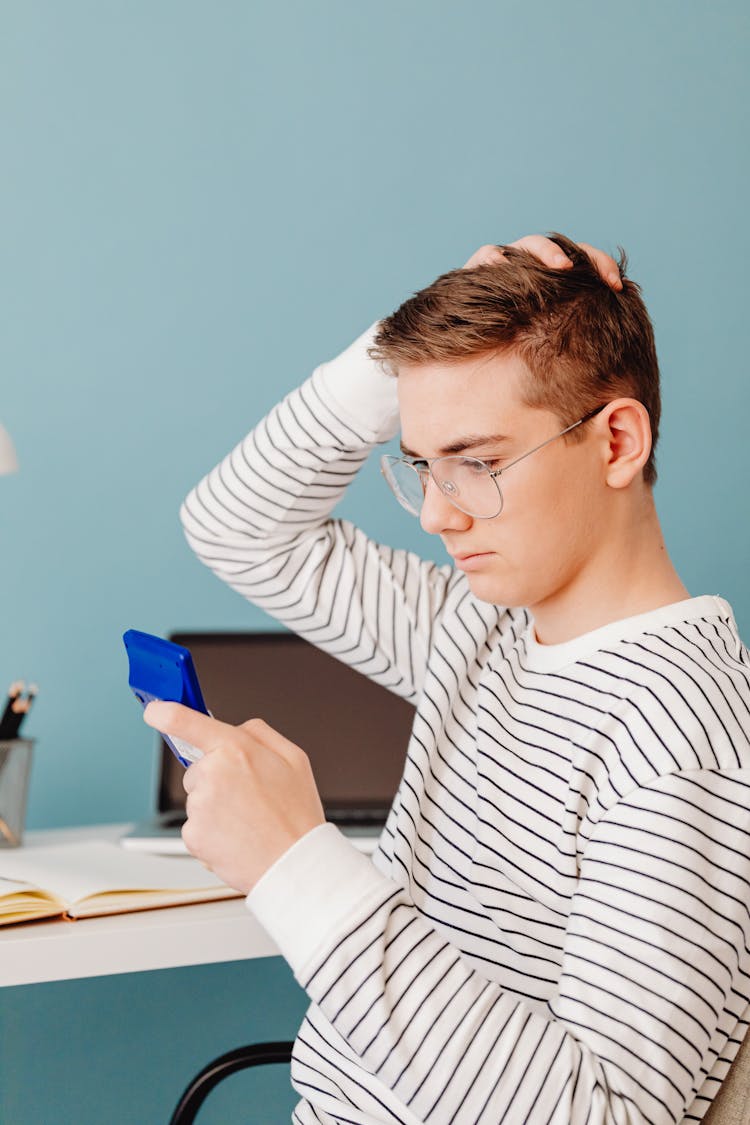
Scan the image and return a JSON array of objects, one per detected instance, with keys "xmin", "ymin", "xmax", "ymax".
[{"xmin": 157, "ymin": 632, "xmax": 416, "ymax": 818}]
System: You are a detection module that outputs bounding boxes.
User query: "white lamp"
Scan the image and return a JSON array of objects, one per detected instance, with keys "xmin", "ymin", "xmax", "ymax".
[{"xmin": 0, "ymin": 423, "xmax": 18, "ymax": 475}]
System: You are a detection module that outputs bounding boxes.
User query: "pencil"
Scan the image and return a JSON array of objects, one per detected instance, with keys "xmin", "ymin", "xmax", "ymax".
[
  {"xmin": 0, "ymin": 814, "xmax": 19, "ymax": 846},
  {"xmin": 20, "ymin": 684, "xmax": 37, "ymax": 728},
  {"xmin": 7, "ymin": 697, "xmax": 31, "ymax": 740},
  {"xmin": 0, "ymin": 682, "xmax": 24, "ymax": 741}
]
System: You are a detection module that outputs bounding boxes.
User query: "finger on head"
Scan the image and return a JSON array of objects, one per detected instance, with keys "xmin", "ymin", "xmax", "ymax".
[
  {"xmin": 506, "ymin": 235, "xmax": 571, "ymax": 268},
  {"xmin": 462, "ymin": 245, "xmax": 506, "ymax": 269},
  {"xmin": 576, "ymin": 242, "xmax": 622, "ymax": 289}
]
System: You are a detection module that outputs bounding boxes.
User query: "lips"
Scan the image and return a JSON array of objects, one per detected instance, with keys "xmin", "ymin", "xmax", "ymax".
[{"xmin": 449, "ymin": 553, "xmax": 496, "ymax": 573}]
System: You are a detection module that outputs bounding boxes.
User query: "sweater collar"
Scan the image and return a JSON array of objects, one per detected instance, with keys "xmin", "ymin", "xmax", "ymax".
[{"xmin": 521, "ymin": 594, "xmax": 733, "ymax": 673}]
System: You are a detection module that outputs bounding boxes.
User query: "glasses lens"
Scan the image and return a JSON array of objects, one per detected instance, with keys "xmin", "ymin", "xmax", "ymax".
[
  {"xmin": 381, "ymin": 455, "xmax": 503, "ymax": 518},
  {"xmin": 433, "ymin": 456, "xmax": 502, "ymax": 517},
  {"xmin": 381, "ymin": 457, "xmax": 426, "ymax": 516}
]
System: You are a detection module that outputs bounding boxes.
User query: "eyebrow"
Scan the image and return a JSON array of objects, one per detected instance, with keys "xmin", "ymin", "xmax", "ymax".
[{"xmin": 399, "ymin": 432, "xmax": 511, "ymax": 458}]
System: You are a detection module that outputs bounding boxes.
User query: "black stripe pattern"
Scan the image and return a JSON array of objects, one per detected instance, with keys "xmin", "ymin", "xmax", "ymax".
[{"xmin": 181, "ymin": 330, "xmax": 750, "ymax": 1123}]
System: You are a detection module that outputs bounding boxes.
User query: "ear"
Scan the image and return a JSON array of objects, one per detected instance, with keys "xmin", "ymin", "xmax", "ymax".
[{"xmin": 600, "ymin": 399, "xmax": 652, "ymax": 489}]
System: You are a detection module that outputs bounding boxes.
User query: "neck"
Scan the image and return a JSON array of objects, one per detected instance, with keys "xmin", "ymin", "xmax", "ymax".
[{"xmin": 529, "ymin": 489, "xmax": 691, "ymax": 647}]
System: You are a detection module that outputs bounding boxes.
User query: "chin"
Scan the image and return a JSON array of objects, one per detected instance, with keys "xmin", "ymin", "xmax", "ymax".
[{"xmin": 465, "ymin": 570, "xmax": 525, "ymax": 608}]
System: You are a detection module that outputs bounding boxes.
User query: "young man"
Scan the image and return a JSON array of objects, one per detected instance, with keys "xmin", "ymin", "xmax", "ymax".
[{"xmin": 146, "ymin": 233, "xmax": 750, "ymax": 1123}]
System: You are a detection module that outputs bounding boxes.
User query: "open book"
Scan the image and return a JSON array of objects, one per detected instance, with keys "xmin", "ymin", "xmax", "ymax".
[{"xmin": 0, "ymin": 839, "xmax": 243, "ymax": 925}]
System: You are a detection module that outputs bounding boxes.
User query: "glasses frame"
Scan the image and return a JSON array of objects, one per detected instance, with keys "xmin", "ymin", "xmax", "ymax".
[{"xmin": 381, "ymin": 403, "xmax": 608, "ymax": 519}]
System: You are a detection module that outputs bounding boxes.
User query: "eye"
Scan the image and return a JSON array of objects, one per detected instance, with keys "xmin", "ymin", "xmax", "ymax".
[
  {"xmin": 462, "ymin": 458, "xmax": 488, "ymax": 474},
  {"xmin": 461, "ymin": 456, "xmax": 504, "ymax": 472}
]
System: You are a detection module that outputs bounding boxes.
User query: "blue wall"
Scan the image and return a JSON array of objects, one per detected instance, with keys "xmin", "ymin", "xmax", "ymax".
[
  {"xmin": 2, "ymin": 0, "xmax": 748, "ymax": 830},
  {"xmin": 1, "ymin": 4, "xmax": 749, "ymax": 1123},
  {"xmin": 1, "ymin": 956, "xmax": 309, "ymax": 1123}
]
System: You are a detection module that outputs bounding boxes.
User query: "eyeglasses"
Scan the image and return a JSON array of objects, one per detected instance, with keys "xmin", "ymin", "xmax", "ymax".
[{"xmin": 380, "ymin": 404, "xmax": 608, "ymax": 519}]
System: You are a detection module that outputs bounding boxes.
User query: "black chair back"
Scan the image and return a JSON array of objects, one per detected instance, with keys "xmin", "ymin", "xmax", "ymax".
[{"xmin": 168, "ymin": 1041, "xmax": 294, "ymax": 1125}]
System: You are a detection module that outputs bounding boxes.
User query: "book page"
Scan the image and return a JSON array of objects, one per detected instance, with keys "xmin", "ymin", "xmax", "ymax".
[
  {"xmin": 0, "ymin": 875, "xmax": 64, "ymax": 924},
  {"xmin": 0, "ymin": 840, "xmax": 237, "ymax": 909}
]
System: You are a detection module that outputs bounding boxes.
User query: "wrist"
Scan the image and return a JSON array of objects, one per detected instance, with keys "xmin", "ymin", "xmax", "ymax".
[
  {"xmin": 246, "ymin": 822, "xmax": 394, "ymax": 976},
  {"xmin": 315, "ymin": 320, "xmax": 400, "ymax": 442}
]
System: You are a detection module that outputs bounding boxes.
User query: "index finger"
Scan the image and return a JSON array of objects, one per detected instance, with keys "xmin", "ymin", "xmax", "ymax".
[
  {"xmin": 575, "ymin": 241, "xmax": 623, "ymax": 291},
  {"xmin": 506, "ymin": 235, "xmax": 623, "ymax": 291},
  {"xmin": 506, "ymin": 234, "xmax": 572, "ymax": 268},
  {"xmin": 142, "ymin": 700, "xmax": 234, "ymax": 754}
]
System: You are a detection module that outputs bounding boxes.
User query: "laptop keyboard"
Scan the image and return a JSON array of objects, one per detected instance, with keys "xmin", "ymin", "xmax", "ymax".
[
  {"xmin": 160, "ymin": 812, "xmax": 187, "ymax": 829},
  {"xmin": 326, "ymin": 807, "xmax": 390, "ymax": 826},
  {"xmin": 159, "ymin": 809, "xmax": 388, "ymax": 829}
]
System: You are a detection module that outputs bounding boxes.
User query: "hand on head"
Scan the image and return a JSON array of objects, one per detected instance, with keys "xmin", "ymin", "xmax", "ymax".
[{"xmin": 462, "ymin": 234, "xmax": 623, "ymax": 290}]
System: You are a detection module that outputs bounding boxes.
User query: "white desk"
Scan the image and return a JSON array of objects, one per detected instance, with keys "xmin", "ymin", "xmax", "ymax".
[{"xmin": 0, "ymin": 823, "xmax": 281, "ymax": 987}]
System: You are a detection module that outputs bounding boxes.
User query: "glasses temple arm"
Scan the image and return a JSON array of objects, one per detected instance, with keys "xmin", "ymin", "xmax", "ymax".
[{"xmin": 496, "ymin": 403, "xmax": 608, "ymax": 475}]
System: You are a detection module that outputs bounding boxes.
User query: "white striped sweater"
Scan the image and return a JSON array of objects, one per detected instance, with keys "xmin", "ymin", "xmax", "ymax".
[{"xmin": 180, "ymin": 321, "xmax": 750, "ymax": 1124}]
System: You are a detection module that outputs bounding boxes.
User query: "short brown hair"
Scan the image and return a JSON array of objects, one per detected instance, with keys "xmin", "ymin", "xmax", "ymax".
[{"xmin": 368, "ymin": 232, "xmax": 661, "ymax": 487}]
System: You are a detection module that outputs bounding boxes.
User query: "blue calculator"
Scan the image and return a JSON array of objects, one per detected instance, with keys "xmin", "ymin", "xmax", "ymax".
[{"xmin": 123, "ymin": 629, "xmax": 210, "ymax": 766}]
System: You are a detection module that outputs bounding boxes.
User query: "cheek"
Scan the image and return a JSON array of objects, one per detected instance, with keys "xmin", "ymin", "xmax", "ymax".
[
  {"xmin": 495, "ymin": 471, "xmax": 563, "ymax": 543},
  {"xmin": 492, "ymin": 461, "xmax": 594, "ymax": 565}
]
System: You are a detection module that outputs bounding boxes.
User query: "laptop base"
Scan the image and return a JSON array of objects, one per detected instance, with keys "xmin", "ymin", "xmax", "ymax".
[{"xmin": 120, "ymin": 815, "xmax": 381, "ymax": 856}]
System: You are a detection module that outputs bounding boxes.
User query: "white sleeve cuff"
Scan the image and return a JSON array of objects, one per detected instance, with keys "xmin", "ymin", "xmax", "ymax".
[
  {"xmin": 315, "ymin": 320, "xmax": 401, "ymax": 443},
  {"xmin": 245, "ymin": 822, "xmax": 395, "ymax": 977}
]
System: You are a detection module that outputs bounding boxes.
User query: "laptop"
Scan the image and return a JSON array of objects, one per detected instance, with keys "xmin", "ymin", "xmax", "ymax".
[{"xmin": 121, "ymin": 631, "xmax": 416, "ymax": 856}]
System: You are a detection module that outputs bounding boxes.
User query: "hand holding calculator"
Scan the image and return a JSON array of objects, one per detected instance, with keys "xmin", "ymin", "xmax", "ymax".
[{"xmin": 123, "ymin": 629, "xmax": 210, "ymax": 767}]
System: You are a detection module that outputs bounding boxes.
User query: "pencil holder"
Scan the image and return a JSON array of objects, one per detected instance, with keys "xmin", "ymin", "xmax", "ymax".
[{"xmin": 0, "ymin": 739, "xmax": 34, "ymax": 847}]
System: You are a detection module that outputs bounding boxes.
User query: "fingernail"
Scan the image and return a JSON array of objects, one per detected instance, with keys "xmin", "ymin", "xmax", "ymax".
[
  {"xmin": 554, "ymin": 255, "xmax": 569, "ymax": 266},
  {"xmin": 608, "ymin": 272, "xmax": 621, "ymax": 287}
]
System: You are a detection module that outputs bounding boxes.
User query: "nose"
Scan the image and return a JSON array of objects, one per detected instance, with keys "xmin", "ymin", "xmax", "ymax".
[{"xmin": 419, "ymin": 473, "xmax": 473, "ymax": 535}]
